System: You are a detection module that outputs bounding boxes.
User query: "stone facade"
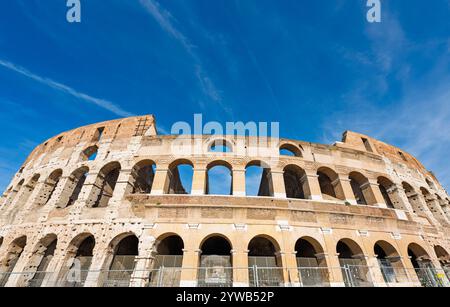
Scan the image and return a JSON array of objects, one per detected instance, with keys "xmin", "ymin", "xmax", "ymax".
[{"xmin": 0, "ymin": 114, "xmax": 449, "ymax": 287}]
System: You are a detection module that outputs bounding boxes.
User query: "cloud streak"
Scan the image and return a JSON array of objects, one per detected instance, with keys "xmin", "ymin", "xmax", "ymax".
[{"xmin": 0, "ymin": 59, "xmax": 134, "ymax": 117}]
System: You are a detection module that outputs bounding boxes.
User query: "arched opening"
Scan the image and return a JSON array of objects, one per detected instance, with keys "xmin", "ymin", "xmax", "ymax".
[
  {"xmin": 377, "ymin": 177, "xmax": 396, "ymax": 209},
  {"xmin": 206, "ymin": 161, "xmax": 232, "ymax": 196},
  {"xmin": 420, "ymin": 187, "xmax": 447, "ymax": 223},
  {"xmin": 248, "ymin": 236, "xmax": 283, "ymax": 287},
  {"xmin": 2, "ymin": 180, "xmax": 23, "ymax": 207},
  {"xmin": 426, "ymin": 178, "xmax": 436, "ymax": 191},
  {"xmin": 295, "ymin": 238, "xmax": 329, "ymax": 287},
  {"xmin": 0, "ymin": 236, "xmax": 27, "ymax": 287},
  {"xmin": 283, "ymin": 165, "xmax": 307, "ymax": 199},
  {"xmin": 130, "ymin": 160, "xmax": 156, "ymax": 194},
  {"xmin": 59, "ymin": 167, "xmax": 89, "ymax": 208},
  {"xmin": 150, "ymin": 235, "xmax": 184, "ymax": 287},
  {"xmin": 434, "ymin": 246, "xmax": 450, "ymax": 281},
  {"xmin": 26, "ymin": 235, "xmax": 57, "ymax": 287},
  {"xmin": 103, "ymin": 234, "xmax": 139, "ymax": 287},
  {"xmin": 209, "ymin": 139, "xmax": 232, "ymax": 153},
  {"xmin": 245, "ymin": 161, "xmax": 274, "ymax": 197},
  {"xmin": 374, "ymin": 241, "xmax": 408, "ymax": 284},
  {"xmin": 337, "ymin": 239, "xmax": 372, "ymax": 287},
  {"xmin": 88, "ymin": 162, "xmax": 121, "ymax": 208},
  {"xmin": 59, "ymin": 234, "xmax": 95, "ymax": 287},
  {"xmin": 317, "ymin": 167, "xmax": 342, "ymax": 201},
  {"xmin": 279, "ymin": 144, "xmax": 302, "ymax": 157},
  {"xmin": 81, "ymin": 145, "xmax": 98, "ymax": 161},
  {"xmin": 407, "ymin": 243, "xmax": 443, "ymax": 287},
  {"xmin": 36, "ymin": 170, "xmax": 63, "ymax": 206},
  {"xmin": 402, "ymin": 182, "xmax": 427, "ymax": 216},
  {"xmin": 198, "ymin": 236, "xmax": 232, "ymax": 287},
  {"xmin": 9, "ymin": 175, "xmax": 40, "ymax": 218},
  {"xmin": 166, "ymin": 160, "xmax": 193, "ymax": 195},
  {"xmin": 349, "ymin": 172, "xmax": 369, "ymax": 205}
]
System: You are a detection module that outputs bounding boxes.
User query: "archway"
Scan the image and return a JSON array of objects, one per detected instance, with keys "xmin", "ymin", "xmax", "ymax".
[
  {"xmin": 295, "ymin": 238, "xmax": 328, "ymax": 286},
  {"xmin": 59, "ymin": 234, "xmax": 95, "ymax": 287},
  {"xmin": 130, "ymin": 160, "xmax": 156, "ymax": 194},
  {"xmin": 36, "ymin": 170, "xmax": 63, "ymax": 206},
  {"xmin": 0, "ymin": 236, "xmax": 27, "ymax": 287},
  {"xmin": 150, "ymin": 235, "xmax": 184, "ymax": 287},
  {"xmin": 245, "ymin": 161, "xmax": 274, "ymax": 197},
  {"xmin": 374, "ymin": 241, "xmax": 407, "ymax": 284},
  {"xmin": 377, "ymin": 177, "xmax": 396, "ymax": 209},
  {"xmin": 166, "ymin": 160, "xmax": 193, "ymax": 195},
  {"xmin": 279, "ymin": 144, "xmax": 302, "ymax": 157},
  {"xmin": 103, "ymin": 234, "xmax": 139, "ymax": 287},
  {"xmin": 198, "ymin": 235, "xmax": 232, "ymax": 287},
  {"xmin": 349, "ymin": 172, "xmax": 369, "ymax": 205},
  {"xmin": 408, "ymin": 243, "xmax": 442, "ymax": 287},
  {"xmin": 317, "ymin": 167, "xmax": 343, "ymax": 201},
  {"xmin": 337, "ymin": 239, "xmax": 372, "ymax": 287},
  {"xmin": 402, "ymin": 182, "xmax": 427, "ymax": 216},
  {"xmin": 25, "ymin": 234, "xmax": 57, "ymax": 287},
  {"xmin": 59, "ymin": 167, "xmax": 89, "ymax": 208},
  {"xmin": 248, "ymin": 236, "xmax": 283, "ymax": 287},
  {"xmin": 206, "ymin": 161, "xmax": 232, "ymax": 196},
  {"xmin": 283, "ymin": 165, "xmax": 307, "ymax": 199},
  {"xmin": 87, "ymin": 162, "xmax": 121, "ymax": 208}
]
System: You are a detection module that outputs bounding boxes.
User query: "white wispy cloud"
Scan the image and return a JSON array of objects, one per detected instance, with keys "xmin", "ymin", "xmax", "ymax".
[
  {"xmin": 139, "ymin": 0, "xmax": 232, "ymax": 116},
  {"xmin": 0, "ymin": 59, "xmax": 134, "ymax": 117}
]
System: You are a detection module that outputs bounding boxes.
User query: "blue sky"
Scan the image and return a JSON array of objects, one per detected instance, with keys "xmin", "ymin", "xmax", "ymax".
[{"xmin": 0, "ymin": 0, "xmax": 449, "ymax": 193}]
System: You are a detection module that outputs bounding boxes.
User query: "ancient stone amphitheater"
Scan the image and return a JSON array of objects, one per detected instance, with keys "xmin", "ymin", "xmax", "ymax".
[{"xmin": 0, "ymin": 114, "xmax": 449, "ymax": 287}]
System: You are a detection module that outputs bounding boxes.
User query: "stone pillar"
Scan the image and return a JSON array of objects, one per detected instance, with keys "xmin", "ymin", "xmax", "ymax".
[
  {"xmin": 326, "ymin": 253, "xmax": 346, "ymax": 287},
  {"xmin": 425, "ymin": 195, "xmax": 450, "ymax": 225},
  {"xmin": 83, "ymin": 243, "xmax": 110, "ymax": 287},
  {"xmin": 280, "ymin": 250, "xmax": 300, "ymax": 287},
  {"xmin": 271, "ymin": 170, "xmax": 286, "ymax": 199},
  {"xmin": 367, "ymin": 255, "xmax": 388, "ymax": 287},
  {"xmin": 179, "ymin": 249, "xmax": 201, "ymax": 287},
  {"xmin": 302, "ymin": 171, "xmax": 323, "ymax": 201},
  {"xmin": 232, "ymin": 169, "xmax": 246, "ymax": 197},
  {"xmin": 191, "ymin": 168, "xmax": 207, "ymax": 195},
  {"xmin": 110, "ymin": 168, "xmax": 133, "ymax": 202},
  {"xmin": 231, "ymin": 250, "xmax": 249, "ymax": 287},
  {"xmin": 336, "ymin": 174, "xmax": 357, "ymax": 205},
  {"xmin": 150, "ymin": 169, "xmax": 169, "ymax": 195},
  {"xmin": 130, "ymin": 234, "xmax": 156, "ymax": 287},
  {"xmin": 388, "ymin": 184, "xmax": 414, "ymax": 212},
  {"xmin": 74, "ymin": 172, "xmax": 100, "ymax": 206}
]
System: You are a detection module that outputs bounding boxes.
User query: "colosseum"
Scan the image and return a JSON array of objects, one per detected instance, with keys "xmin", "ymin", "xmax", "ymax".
[{"xmin": 0, "ymin": 114, "xmax": 449, "ymax": 288}]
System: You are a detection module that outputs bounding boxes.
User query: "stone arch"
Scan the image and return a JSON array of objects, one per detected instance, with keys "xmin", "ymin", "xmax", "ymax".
[
  {"xmin": 35, "ymin": 169, "xmax": 63, "ymax": 206},
  {"xmin": 348, "ymin": 172, "xmax": 370, "ymax": 205},
  {"xmin": 8, "ymin": 175, "xmax": 40, "ymax": 220},
  {"xmin": 206, "ymin": 160, "xmax": 233, "ymax": 196},
  {"xmin": 2, "ymin": 179, "xmax": 24, "ymax": 207},
  {"xmin": 402, "ymin": 182, "xmax": 427, "ymax": 216},
  {"xmin": 102, "ymin": 233, "xmax": 139, "ymax": 287},
  {"xmin": 22, "ymin": 234, "xmax": 58, "ymax": 287},
  {"xmin": 149, "ymin": 234, "xmax": 184, "ymax": 287},
  {"xmin": 208, "ymin": 139, "xmax": 233, "ymax": 153},
  {"xmin": 198, "ymin": 234, "xmax": 233, "ymax": 287},
  {"xmin": 166, "ymin": 159, "xmax": 194, "ymax": 195},
  {"xmin": 245, "ymin": 160, "xmax": 274, "ymax": 197},
  {"xmin": 247, "ymin": 235, "xmax": 283, "ymax": 286},
  {"xmin": 58, "ymin": 233, "xmax": 95, "ymax": 287},
  {"xmin": 377, "ymin": 177, "xmax": 396, "ymax": 209},
  {"xmin": 58, "ymin": 166, "xmax": 89, "ymax": 208},
  {"xmin": 295, "ymin": 236, "xmax": 329, "ymax": 286},
  {"xmin": 407, "ymin": 242, "xmax": 440, "ymax": 287},
  {"xmin": 374, "ymin": 240, "xmax": 408, "ymax": 284},
  {"xmin": 317, "ymin": 167, "xmax": 344, "ymax": 201},
  {"xmin": 129, "ymin": 159, "xmax": 156, "ymax": 194},
  {"xmin": 283, "ymin": 164, "xmax": 307, "ymax": 199},
  {"xmin": 87, "ymin": 162, "xmax": 121, "ymax": 208},
  {"xmin": 0, "ymin": 235, "xmax": 27, "ymax": 287},
  {"xmin": 337, "ymin": 238, "xmax": 372, "ymax": 287},
  {"xmin": 279, "ymin": 143, "xmax": 302, "ymax": 157}
]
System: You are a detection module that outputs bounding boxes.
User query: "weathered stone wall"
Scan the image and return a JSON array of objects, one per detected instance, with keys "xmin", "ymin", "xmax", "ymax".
[{"xmin": 0, "ymin": 115, "xmax": 449, "ymax": 287}]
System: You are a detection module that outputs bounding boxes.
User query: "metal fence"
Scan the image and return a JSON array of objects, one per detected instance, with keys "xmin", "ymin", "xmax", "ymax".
[{"xmin": 0, "ymin": 265, "xmax": 449, "ymax": 287}]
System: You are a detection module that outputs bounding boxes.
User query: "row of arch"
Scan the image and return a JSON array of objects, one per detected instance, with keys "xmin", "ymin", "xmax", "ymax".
[
  {"xmin": 0, "ymin": 232, "xmax": 449, "ymax": 287},
  {"xmin": 3, "ymin": 159, "xmax": 450, "ymax": 224}
]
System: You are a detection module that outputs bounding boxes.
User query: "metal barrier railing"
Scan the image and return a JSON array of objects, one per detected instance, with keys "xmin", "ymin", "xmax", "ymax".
[{"xmin": 0, "ymin": 265, "xmax": 449, "ymax": 287}]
